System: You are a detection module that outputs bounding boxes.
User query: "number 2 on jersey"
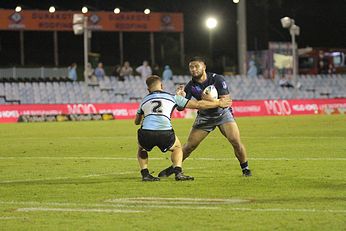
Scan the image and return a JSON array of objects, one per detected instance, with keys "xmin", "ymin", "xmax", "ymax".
[{"xmin": 151, "ymin": 100, "xmax": 163, "ymax": 113}]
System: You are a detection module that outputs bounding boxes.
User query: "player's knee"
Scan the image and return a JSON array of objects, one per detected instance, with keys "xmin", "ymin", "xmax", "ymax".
[{"xmin": 138, "ymin": 150, "xmax": 148, "ymax": 159}]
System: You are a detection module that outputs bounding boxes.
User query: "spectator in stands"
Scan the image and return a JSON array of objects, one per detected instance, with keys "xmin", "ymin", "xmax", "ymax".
[
  {"xmin": 328, "ymin": 63, "xmax": 336, "ymax": 74},
  {"xmin": 279, "ymin": 75, "xmax": 294, "ymax": 88},
  {"xmin": 136, "ymin": 60, "xmax": 152, "ymax": 78},
  {"xmin": 85, "ymin": 63, "xmax": 97, "ymax": 83},
  {"xmin": 94, "ymin": 62, "xmax": 106, "ymax": 81},
  {"xmin": 247, "ymin": 60, "xmax": 258, "ymax": 78},
  {"xmin": 152, "ymin": 64, "xmax": 160, "ymax": 76},
  {"xmin": 111, "ymin": 64, "xmax": 121, "ymax": 79},
  {"xmin": 68, "ymin": 63, "xmax": 78, "ymax": 81},
  {"xmin": 119, "ymin": 61, "xmax": 133, "ymax": 81},
  {"xmin": 162, "ymin": 65, "xmax": 173, "ymax": 81}
]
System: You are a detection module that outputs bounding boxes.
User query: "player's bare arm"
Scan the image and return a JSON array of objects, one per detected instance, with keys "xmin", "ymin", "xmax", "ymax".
[
  {"xmin": 186, "ymin": 98, "xmax": 230, "ymax": 109},
  {"xmin": 134, "ymin": 114, "xmax": 143, "ymax": 125},
  {"xmin": 219, "ymin": 94, "xmax": 232, "ymax": 106}
]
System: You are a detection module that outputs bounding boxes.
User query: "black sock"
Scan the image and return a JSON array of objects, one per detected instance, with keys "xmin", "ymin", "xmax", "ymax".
[
  {"xmin": 141, "ymin": 168, "xmax": 150, "ymax": 177},
  {"xmin": 166, "ymin": 165, "xmax": 174, "ymax": 174},
  {"xmin": 240, "ymin": 161, "xmax": 249, "ymax": 170},
  {"xmin": 173, "ymin": 166, "xmax": 182, "ymax": 175}
]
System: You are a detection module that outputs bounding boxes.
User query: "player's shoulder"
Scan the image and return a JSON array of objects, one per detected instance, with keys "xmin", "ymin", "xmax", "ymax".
[
  {"xmin": 185, "ymin": 80, "xmax": 194, "ymax": 87},
  {"xmin": 208, "ymin": 72, "xmax": 225, "ymax": 81},
  {"xmin": 160, "ymin": 91, "xmax": 174, "ymax": 96},
  {"xmin": 142, "ymin": 91, "xmax": 173, "ymax": 102},
  {"xmin": 208, "ymin": 72, "xmax": 229, "ymax": 91},
  {"xmin": 184, "ymin": 80, "xmax": 194, "ymax": 91},
  {"xmin": 148, "ymin": 90, "xmax": 173, "ymax": 97}
]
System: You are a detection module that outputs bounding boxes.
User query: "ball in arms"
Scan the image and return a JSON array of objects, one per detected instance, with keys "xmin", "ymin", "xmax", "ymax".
[{"xmin": 203, "ymin": 85, "xmax": 218, "ymax": 99}]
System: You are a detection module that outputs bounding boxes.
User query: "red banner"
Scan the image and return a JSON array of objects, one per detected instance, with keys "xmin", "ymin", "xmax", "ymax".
[
  {"xmin": 0, "ymin": 98, "xmax": 345, "ymax": 123},
  {"xmin": 0, "ymin": 9, "xmax": 183, "ymax": 32},
  {"xmin": 232, "ymin": 98, "xmax": 346, "ymax": 116}
]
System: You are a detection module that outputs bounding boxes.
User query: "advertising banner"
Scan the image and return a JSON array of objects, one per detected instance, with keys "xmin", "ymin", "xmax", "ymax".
[
  {"xmin": 0, "ymin": 98, "xmax": 345, "ymax": 123},
  {"xmin": 0, "ymin": 9, "xmax": 183, "ymax": 32}
]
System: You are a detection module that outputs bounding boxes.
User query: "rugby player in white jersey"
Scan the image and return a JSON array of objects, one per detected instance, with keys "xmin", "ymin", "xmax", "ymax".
[{"xmin": 135, "ymin": 75, "xmax": 230, "ymax": 181}]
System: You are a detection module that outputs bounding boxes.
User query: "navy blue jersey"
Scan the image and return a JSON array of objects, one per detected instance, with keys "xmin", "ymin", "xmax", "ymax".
[{"xmin": 184, "ymin": 73, "xmax": 230, "ymax": 117}]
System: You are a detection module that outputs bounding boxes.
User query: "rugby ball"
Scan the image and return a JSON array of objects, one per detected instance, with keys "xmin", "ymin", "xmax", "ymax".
[{"xmin": 203, "ymin": 85, "xmax": 218, "ymax": 99}]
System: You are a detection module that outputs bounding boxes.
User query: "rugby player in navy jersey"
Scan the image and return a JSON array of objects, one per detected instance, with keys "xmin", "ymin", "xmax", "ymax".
[
  {"xmin": 158, "ymin": 56, "xmax": 252, "ymax": 177},
  {"xmin": 135, "ymin": 75, "xmax": 230, "ymax": 181}
]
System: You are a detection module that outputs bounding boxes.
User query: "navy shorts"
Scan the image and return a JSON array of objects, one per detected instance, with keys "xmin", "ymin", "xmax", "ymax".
[
  {"xmin": 137, "ymin": 129, "xmax": 176, "ymax": 152},
  {"xmin": 193, "ymin": 109, "xmax": 235, "ymax": 132}
]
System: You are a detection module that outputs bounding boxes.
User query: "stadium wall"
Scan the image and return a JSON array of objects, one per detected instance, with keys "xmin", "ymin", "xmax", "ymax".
[{"xmin": 0, "ymin": 98, "xmax": 345, "ymax": 123}]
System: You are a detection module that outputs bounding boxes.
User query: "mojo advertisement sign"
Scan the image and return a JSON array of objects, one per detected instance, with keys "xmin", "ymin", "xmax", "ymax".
[{"xmin": 0, "ymin": 98, "xmax": 345, "ymax": 123}]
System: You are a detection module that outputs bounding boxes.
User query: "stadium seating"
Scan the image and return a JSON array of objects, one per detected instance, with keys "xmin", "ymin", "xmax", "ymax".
[
  {"xmin": 0, "ymin": 74, "xmax": 345, "ymax": 104},
  {"xmin": 0, "ymin": 67, "xmax": 68, "ymax": 82}
]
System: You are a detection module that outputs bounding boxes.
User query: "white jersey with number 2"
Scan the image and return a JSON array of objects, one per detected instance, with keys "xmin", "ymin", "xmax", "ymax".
[{"xmin": 137, "ymin": 91, "xmax": 189, "ymax": 130}]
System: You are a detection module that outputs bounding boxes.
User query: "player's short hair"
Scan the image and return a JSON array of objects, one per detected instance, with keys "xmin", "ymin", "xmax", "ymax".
[
  {"xmin": 189, "ymin": 56, "xmax": 207, "ymax": 65},
  {"xmin": 146, "ymin": 75, "xmax": 161, "ymax": 88}
]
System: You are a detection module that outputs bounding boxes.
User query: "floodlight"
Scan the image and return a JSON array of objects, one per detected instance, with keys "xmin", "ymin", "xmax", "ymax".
[
  {"xmin": 280, "ymin": 16, "xmax": 300, "ymax": 97},
  {"xmin": 206, "ymin": 17, "xmax": 218, "ymax": 29},
  {"xmin": 49, "ymin": 6, "xmax": 55, "ymax": 13},
  {"xmin": 82, "ymin": 6, "xmax": 88, "ymax": 14},
  {"xmin": 114, "ymin": 8, "xmax": 120, "ymax": 14},
  {"xmin": 291, "ymin": 24, "xmax": 300, "ymax": 36},
  {"xmin": 281, "ymin": 17, "xmax": 292, "ymax": 28},
  {"xmin": 144, "ymin": 8, "xmax": 150, "ymax": 14},
  {"xmin": 15, "ymin": 6, "xmax": 22, "ymax": 12}
]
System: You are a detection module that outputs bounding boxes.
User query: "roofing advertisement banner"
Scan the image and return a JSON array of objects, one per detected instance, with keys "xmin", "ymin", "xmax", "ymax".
[{"xmin": 0, "ymin": 9, "xmax": 184, "ymax": 32}]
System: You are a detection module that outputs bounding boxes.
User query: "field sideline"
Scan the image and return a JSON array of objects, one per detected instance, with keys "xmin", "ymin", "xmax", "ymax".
[{"xmin": 0, "ymin": 115, "xmax": 345, "ymax": 230}]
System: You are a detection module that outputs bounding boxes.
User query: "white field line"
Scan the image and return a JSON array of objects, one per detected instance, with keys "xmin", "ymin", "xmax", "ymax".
[
  {"xmin": 0, "ymin": 201, "xmax": 217, "ymax": 210},
  {"xmin": 0, "ymin": 157, "xmax": 345, "ymax": 161},
  {"xmin": 0, "ymin": 171, "xmax": 136, "ymax": 184},
  {"xmin": 224, "ymin": 207, "xmax": 346, "ymax": 213},
  {"xmin": 1, "ymin": 200, "xmax": 345, "ymax": 214},
  {"xmin": 105, "ymin": 197, "xmax": 249, "ymax": 205},
  {"xmin": 14, "ymin": 206, "xmax": 346, "ymax": 214},
  {"xmin": 195, "ymin": 157, "xmax": 346, "ymax": 161},
  {"xmin": 17, "ymin": 207, "xmax": 142, "ymax": 213},
  {"xmin": 0, "ymin": 216, "xmax": 27, "ymax": 220},
  {"xmin": 0, "ymin": 201, "xmax": 126, "ymax": 207},
  {"xmin": 1, "ymin": 136, "xmax": 345, "ymax": 140}
]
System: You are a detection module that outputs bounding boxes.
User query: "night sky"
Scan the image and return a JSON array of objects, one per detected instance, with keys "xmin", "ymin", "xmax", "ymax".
[{"xmin": 0, "ymin": 0, "xmax": 345, "ymax": 71}]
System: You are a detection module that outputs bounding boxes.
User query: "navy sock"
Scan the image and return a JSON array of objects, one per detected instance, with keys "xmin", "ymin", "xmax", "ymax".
[
  {"xmin": 166, "ymin": 165, "xmax": 174, "ymax": 174},
  {"xmin": 173, "ymin": 166, "xmax": 182, "ymax": 175},
  {"xmin": 240, "ymin": 161, "xmax": 249, "ymax": 170},
  {"xmin": 141, "ymin": 168, "xmax": 149, "ymax": 177}
]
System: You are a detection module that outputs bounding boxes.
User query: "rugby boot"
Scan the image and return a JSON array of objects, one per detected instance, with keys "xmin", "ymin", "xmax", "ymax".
[
  {"xmin": 242, "ymin": 169, "xmax": 252, "ymax": 177},
  {"xmin": 175, "ymin": 172, "xmax": 194, "ymax": 181},
  {"xmin": 142, "ymin": 174, "xmax": 160, "ymax": 181}
]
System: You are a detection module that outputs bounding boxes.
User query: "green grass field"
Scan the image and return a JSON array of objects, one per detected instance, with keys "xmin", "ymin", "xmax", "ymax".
[{"xmin": 0, "ymin": 115, "xmax": 345, "ymax": 230}]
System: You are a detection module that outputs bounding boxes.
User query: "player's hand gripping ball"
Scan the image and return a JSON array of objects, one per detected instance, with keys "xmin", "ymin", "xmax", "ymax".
[{"xmin": 203, "ymin": 85, "xmax": 218, "ymax": 99}]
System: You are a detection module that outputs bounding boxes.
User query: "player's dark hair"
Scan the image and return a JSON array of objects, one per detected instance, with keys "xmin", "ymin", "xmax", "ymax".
[
  {"xmin": 189, "ymin": 56, "xmax": 206, "ymax": 65},
  {"xmin": 146, "ymin": 75, "xmax": 161, "ymax": 88}
]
